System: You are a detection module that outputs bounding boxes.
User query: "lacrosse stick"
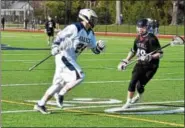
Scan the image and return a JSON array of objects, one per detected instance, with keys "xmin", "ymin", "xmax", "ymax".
[
  {"xmin": 28, "ymin": 37, "xmax": 75, "ymax": 71},
  {"xmin": 28, "ymin": 54, "xmax": 52, "ymax": 71},
  {"xmin": 127, "ymin": 36, "xmax": 184, "ymax": 67}
]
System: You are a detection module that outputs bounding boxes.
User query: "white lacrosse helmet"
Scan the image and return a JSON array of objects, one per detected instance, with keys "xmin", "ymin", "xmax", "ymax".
[{"xmin": 78, "ymin": 8, "xmax": 98, "ymax": 28}]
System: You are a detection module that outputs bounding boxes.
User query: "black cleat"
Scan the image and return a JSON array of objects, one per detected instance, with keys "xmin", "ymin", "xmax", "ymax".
[
  {"xmin": 54, "ymin": 94, "xmax": 64, "ymax": 108},
  {"xmin": 34, "ymin": 104, "xmax": 51, "ymax": 114}
]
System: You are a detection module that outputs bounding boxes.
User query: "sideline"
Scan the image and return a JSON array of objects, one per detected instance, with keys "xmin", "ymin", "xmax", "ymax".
[{"xmin": 2, "ymin": 28, "xmax": 184, "ymax": 39}]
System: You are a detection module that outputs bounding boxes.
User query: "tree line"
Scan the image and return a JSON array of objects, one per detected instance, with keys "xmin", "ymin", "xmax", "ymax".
[{"xmin": 28, "ymin": 0, "xmax": 185, "ymax": 25}]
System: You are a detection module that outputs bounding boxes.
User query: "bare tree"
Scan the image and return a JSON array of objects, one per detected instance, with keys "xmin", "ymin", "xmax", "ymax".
[
  {"xmin": 170, "ymin": 0, "xmax": 178, "ymax": 25},
  {"xmin": 115, "ymin": 0, "xmax": 121, "ymax": 24}
]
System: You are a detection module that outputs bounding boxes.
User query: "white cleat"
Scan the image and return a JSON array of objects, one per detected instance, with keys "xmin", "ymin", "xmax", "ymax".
[
  {"xmin": 131, "ymin": 95, "xmax": 141, "ymax": 104},
  {"xmin": 34, "ymin": 104, "xmax": 51, "ymax": 114},
  {"xmin": 54, "ymin": 93, "xmax": 64, "ymax": 108},
  {"xmin": 122, "ymin": 102, "xmax": 132, "ymax": 109}
]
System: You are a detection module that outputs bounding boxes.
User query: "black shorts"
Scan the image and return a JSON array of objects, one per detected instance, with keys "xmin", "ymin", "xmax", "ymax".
[
  {"xmin": 130, "ymin": 63, "xmax": 158, "ymax": 86},
  {"xmin": 47, "ymin": 30, "xmax": 54, "ymax": 36}
]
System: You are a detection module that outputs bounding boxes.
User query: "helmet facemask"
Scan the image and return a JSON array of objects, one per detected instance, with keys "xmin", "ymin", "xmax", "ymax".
[
  {"xmin": 88, "ymin": 16, "xmax": 98, "ymax": 28},
  {"xmin": 136, "ymin": 19, "xmax": 149, "ymax": 36},
  {"xmin": 78, "ymin": 9, "xmax": 98, "ymax": 28},
  {"xmin": 136, "ymin": 26, "xmax": 147, "ymax": 35}
]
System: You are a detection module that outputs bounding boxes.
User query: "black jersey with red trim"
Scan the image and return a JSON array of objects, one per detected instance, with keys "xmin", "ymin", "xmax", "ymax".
[{"xmin": 131, "ymin": 33, "xmax": 163, "ymax": 65}]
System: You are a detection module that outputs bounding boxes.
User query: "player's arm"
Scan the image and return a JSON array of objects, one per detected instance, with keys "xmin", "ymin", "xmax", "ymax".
[
  {"xmin": 53, "ymin": 25, "xmax": 76, "ymax": 46},
  {"xmin": 125, "ymin": 50, "xmax": 136, "ymax": 61},
  {"xmin": 91, "ymin": 40, "xmax": 105, "ymax": 54},
  {"xmin": 51, "ymin": 25, "xmax": 77, "ymax": 55},
  {"xmin": 123, "ymin": 39, "xmax": 137, "ymax": 61},
  {"xmin": 118, "ymin": 40, "xmax": 137, "ymax": 71},
  {"xmin": 90, "ymin": 31, "xmax": 105, "ymax": 54},
  {"xmin": 150, "ymin": 36, "xmax": 163, "ymax": 59}
]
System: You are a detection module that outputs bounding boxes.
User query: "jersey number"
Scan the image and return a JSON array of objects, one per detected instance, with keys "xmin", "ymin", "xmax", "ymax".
[
  {"xmin": 136, "ymin": 49, "xmax": 146, "ymax": 57},
  {"xmin": 75, "ymin": 43, "xmax": 86, "ymax": 54}
]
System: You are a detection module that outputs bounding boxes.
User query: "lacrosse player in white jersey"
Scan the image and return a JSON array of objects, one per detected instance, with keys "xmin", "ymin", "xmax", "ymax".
[{"xmin": 34, "ymin": 8, "xmax": 105, "ymax": 114}]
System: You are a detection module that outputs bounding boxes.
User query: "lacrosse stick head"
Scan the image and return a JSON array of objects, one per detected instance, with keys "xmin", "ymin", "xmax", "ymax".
[{"xmin": 171, "ymin": 36, "xmax": 185, "ymax": 46}]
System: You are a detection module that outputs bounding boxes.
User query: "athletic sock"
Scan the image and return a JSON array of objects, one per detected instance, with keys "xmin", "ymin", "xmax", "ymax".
[
  {"xmin": 126, "ymin": 98, "xmax": 132, "ymax": 104},
  {"xmin": 59, "ymin": 87, "xmax": 67, "ymax": 96},
  {"xmin": 38, "ymin": 99, "xmax": 46, "ymax": 106}
]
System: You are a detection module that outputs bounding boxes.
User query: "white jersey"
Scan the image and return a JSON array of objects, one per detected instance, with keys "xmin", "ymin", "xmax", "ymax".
[{"xmin": 53, "ymin": 22, "xmax": 97, "ymax": 61}]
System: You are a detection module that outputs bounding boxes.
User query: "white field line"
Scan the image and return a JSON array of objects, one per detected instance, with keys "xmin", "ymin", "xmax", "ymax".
[
  {"xmin": 1, "ymin": 104, "xmax": 121, "ymax": 114},
  {"xmin": 1, "ymin": 78, "xmax": 184, "ymax": 87},
  {"xmin": 2, "ymin": 100, "xmax": 184, "ymax": 114},
  {"xmin": 2, "ymin": 51, "xmax": 184, "ymax": 56},
  {"xmin": 165, "ymin": 72, "xmax": 184, "ymax": 75},
  {"xmin": 1, "ymin": 58, "xmax": 184, "ymax": 62},
  {"xmin": 2, "ymin": 108, "xmax": 61, "ymax": 114}
]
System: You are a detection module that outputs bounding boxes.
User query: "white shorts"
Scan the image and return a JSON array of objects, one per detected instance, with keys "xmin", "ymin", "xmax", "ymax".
[{"xmin": 52, "ymin": 54, "xmax": 85, "ymax": 85}]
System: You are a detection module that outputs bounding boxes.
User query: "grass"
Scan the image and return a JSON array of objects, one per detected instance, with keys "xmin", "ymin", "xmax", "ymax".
[{"xmin": 1, "ymin": 31, "xmax": 184, "ymax": 127}]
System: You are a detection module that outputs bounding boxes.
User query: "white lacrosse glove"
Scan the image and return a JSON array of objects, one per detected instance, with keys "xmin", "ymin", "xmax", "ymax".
[
  {"xmin": 51, "ymin": 45, "xmax": 59, "ymax": 56},
  {"xmin": 117, "ymin": 59, "xmax": 129, "ymax": 71},
  {"xmin": 140, "ymin": 54, "xmax": 152, "ymax": 62},
  {"xmin": 96, "ymin": 40, "xmax": 105, "ymax": 52}
]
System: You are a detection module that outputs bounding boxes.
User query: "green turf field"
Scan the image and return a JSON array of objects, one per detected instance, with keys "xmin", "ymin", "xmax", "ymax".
[{"xmin": 1, "ymin": 31, "xmax": 184, "ymax": 127}]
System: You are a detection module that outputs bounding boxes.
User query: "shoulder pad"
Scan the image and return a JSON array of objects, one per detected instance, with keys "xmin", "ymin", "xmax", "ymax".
[{"xmin": 73, "ymin": 22, "xmax": 84, "ymax": 32}]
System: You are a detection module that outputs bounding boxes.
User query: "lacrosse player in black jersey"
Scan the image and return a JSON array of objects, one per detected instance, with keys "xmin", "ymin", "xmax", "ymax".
[
  {"xmin": 118, "ymin": 18, "xmax": 163, "ymax": 109},
  {"xmin": 45, "ymin": 16, "xmax": 56, "ymax": 45}
]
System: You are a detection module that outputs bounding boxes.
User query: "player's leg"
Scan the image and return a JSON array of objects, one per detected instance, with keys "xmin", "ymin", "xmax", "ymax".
[
  {"xmin": 34, "ymin": 72, "xmax": 64, "ymax": 114},
  {"xmin": 131, "ymin": 81, "xmax": 144, "ymax": 104},
  {"xmin": 132, "ymin": 65, "xmax": 158, "ymax": 104},
  {"xmin": 50, "ymin": 30, "xmax": 54, "ymax": 45},
  {"xmin": 3, "ymin": 23, "xmax": 4, "ymax": 30},
  {"xmin": 56, "ymin": 56, "xmax": 85, "ymax": 107},
  {"xmin": 48, "ymin": 35, "xmax": 51, "ymax": 45},
  {"xmin": 53, "ymin": 80, "xmax": 65, "ymax": 108},
  {"xmin": 34, "ymin": 54, "xmax": 65, "ymax": 114},
  {"xmin": 122, "ymin": 64, "xmax": 143, "ymax": 109},
  {"xmin": 46, "ymin": 31, "xmax": 51, "ymax": 45}
]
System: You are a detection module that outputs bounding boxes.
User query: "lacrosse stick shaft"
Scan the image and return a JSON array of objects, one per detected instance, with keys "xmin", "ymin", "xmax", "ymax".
[
  {"xmin": 127, "ymin": 42, "xmax": 171, "ymax": 67},
  {"xmin": 127, "ymin": 59, "xmax": 138, "ymax": 66},
  {"xmin": 29, "ymin": 54, "xmax": 52, "ymax": 71},
  {"xmin": 150, "ymin": 42, "xmax": 171, "ymax": 54},
  {"xmin": 127, "ymin": 36, "xmax": 184, "ymax": 67}
]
